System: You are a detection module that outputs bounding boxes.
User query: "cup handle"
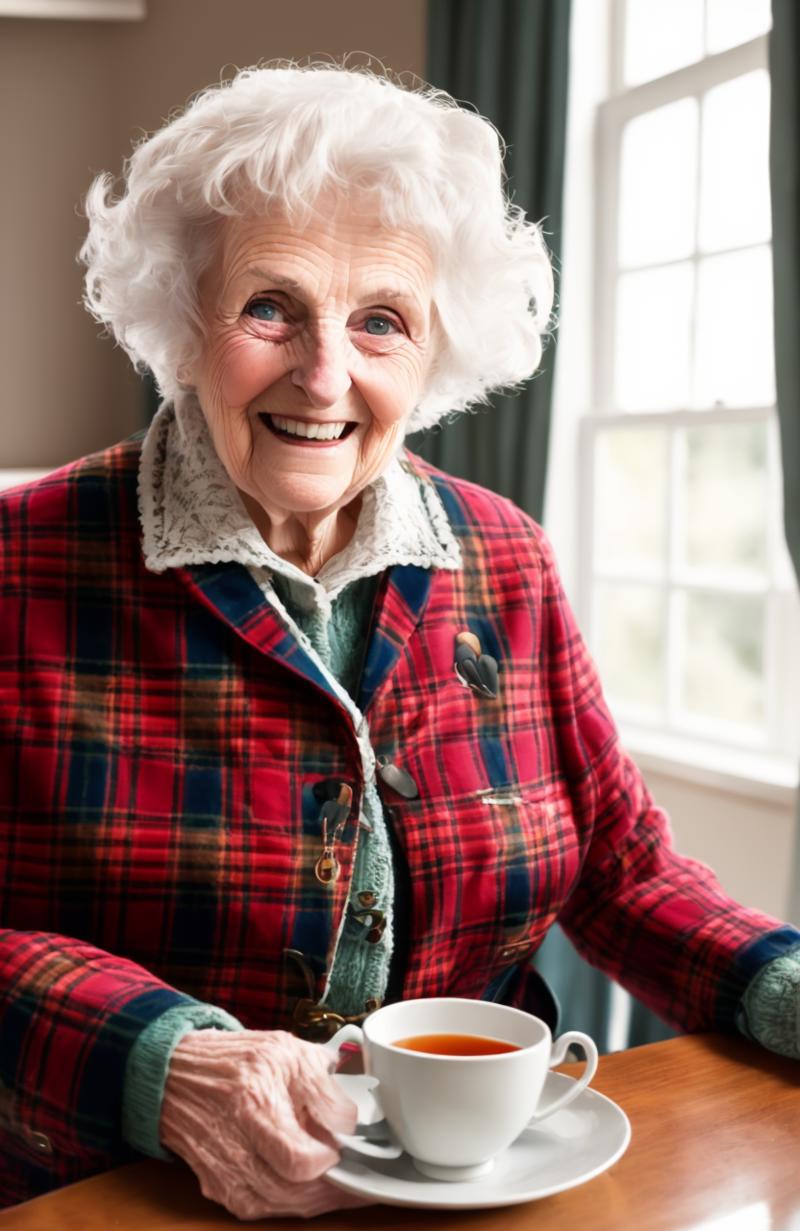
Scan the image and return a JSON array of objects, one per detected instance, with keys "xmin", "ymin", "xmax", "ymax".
[
  {"xmin": 322, "ymin": 1023, "xmax": 365, "ymax": 1060},
  {"xmin": 322, "ymin": 1025, "xmax": 403, "ymax": 1160},
  {"xmin": 527, "ymin": 1030, "xmax": 599, "ymax": 1123}
]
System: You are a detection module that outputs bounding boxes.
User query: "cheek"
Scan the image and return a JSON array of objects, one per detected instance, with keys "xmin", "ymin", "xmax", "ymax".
[
  {"xmin": 356, "ymin": 352, "xmax": 426, "ymax": 430},
  {"xmin": 209, "ymin": 335, "xmax": 286, "ymax": 408}
]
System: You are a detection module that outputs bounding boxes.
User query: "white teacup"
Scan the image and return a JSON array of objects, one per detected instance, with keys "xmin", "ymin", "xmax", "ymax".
[{"xmin": 325, "ymin": 997, "xmax": 598, "ymax": 1181}]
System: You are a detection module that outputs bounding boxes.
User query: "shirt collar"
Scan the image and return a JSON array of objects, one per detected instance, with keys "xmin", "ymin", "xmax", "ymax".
[{"xmin": 138, "ymin": 394, "xmax": 461, "ymax": 596}]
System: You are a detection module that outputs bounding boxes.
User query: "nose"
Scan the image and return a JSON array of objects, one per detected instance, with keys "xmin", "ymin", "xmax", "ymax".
[{"xmin": 290, "ymin": 329, "xmax": 352, "ymax": 409}]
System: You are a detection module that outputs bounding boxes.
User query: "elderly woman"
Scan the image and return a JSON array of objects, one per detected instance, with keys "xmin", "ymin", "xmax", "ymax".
[{"xmin": 1, "ymin": 63, "xmax": 798, "ymax": 1220}]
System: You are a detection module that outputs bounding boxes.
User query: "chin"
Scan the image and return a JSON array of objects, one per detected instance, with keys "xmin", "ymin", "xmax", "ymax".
[{"xmin": 260, "ymin": 475, "xmax": 354, "ymax": 515}]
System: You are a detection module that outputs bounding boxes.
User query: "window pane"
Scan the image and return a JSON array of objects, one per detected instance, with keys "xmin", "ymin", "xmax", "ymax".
[
  {"xmin": 594, "ymin": 583, "xmax": 665, "ymax": 710},
  {"xmin": 681, "ymin": 592, "xmax": 764, "ymax": 727},
  {"xmin": 619, "ymin": 99, "xmax": 698, "ymax": 267},
  {"xmin": 624, "ymin": 0, "xmax": 704, "ymax": 86},
  {"xmin": 682, "ymin": 422, "xmax": 768, "ymax": 576},
  {"xmin": 694, "ymin": 247, "xmax": 775, "ymax": 408},
  {"xmin": 616, "ymin": 264, "xmax": 693, "ymax": 410},
  {"xmin": 595, "ymin": 427, "xmax": 668, "ymax": 573},
  {"xmin": 699, "ymin": 71, "xmax": 771, "ymax": 252},
  {"xmin": 705, "ymin": 0, "xmax": 771, "ymax": 54}
]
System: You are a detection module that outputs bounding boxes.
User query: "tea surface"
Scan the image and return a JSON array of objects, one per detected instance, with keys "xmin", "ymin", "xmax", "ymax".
[{"xmin": 392, "ymin": 1032, "xmax": 521, "ymax": 1056}]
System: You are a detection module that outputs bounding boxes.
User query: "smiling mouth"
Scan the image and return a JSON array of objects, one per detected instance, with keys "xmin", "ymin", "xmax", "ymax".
[{"xmin": 260, "ymin": 413, "xmax": 357, "ymax": 444}]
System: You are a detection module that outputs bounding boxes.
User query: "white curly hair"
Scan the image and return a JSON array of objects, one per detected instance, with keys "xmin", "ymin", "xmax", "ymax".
[{"xmin": 79, "ymin": 60, "xmax": 554, "ymax": 431}]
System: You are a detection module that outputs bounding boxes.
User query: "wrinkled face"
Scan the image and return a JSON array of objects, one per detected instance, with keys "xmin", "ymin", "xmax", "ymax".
[{"xmin": 189, "ymin": 204, "xmax": 434, "ymax": 521}]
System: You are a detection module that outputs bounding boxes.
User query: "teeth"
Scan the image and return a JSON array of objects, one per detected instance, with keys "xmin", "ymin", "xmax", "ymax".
[{"xmin": 269, "ymin": 415, "xmax": 347, "ymax": 441}]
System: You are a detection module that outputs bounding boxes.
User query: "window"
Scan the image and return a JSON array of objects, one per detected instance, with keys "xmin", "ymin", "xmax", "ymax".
[{"xmin": 582, "ymin": 0, "xmax": 800, "ymax": 779}]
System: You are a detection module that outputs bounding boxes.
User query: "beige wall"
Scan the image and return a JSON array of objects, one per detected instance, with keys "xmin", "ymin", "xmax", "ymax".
[
  {"xmin": 641, "ymin": 768, "xmax": 797, "ymax": 925},
  {"xmin": 1, "ymin": 0, "xmax": 426, "ymax": 467}
]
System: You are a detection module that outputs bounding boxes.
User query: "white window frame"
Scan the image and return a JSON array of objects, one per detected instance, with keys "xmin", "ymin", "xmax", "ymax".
[
  {"xmin": 580, "ymin": 12, "xmax": 799, "ymax": 799},
  {"xmin": 0, "ymin": 0, "xmax": 144, "ymax": 18}
]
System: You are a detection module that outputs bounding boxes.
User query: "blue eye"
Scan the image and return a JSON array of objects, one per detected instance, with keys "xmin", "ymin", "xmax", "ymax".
[
  {"xmin": 247, "ymin": 300, "xmax": 284, "ymax": 322},
  {"xmin": 364, "ymin": 316, "xmax": 396, "ymax": 336}
]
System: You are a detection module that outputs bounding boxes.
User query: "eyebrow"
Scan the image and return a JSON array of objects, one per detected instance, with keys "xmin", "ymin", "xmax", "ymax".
[
  {"xmin": 243, "ymin": 267, "xmax": 304, "ymax": 293},
  {"xmin": 242, "ymin": 266, "xmax": 423, "ymax": 310}
]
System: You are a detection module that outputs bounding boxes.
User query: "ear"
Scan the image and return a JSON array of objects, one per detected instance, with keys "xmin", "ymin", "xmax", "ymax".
[{"xmin": 176, "ymin": 360, "xmax": 195, "ymax": 388}]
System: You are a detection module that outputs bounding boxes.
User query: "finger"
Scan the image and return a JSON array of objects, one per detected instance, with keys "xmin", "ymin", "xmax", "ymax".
[
  {"xmin": 300, "ymin": 1071, "xmax": 360, "ymax": 1137},
  {"xmin": 238, "ymin": 1034, "xmax": 358, "ymax": 1181},
  {"xmin": 294, "ymin": 1098, "xmax": 340, "ymax": 1152},
  {"xmin": 246, "ymin": 1087, "xmax": 342, "ymax": 1182},
  {"xmin": 289, "ymin": 1043, "xmax": 361, "ymax": 1136},
  {"xmin": 254, "ymin": 1176, "xmax": 376, "ymax": 1219}
]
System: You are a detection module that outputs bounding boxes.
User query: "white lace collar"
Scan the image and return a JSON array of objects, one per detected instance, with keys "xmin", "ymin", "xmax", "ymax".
[{"xmin": 138, "ymin": 395, "xmax": 462, "ymax": 597}]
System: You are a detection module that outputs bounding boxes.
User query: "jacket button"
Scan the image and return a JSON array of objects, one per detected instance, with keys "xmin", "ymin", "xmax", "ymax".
[
  {"xmin": 498, "ymin": 939, "xmax": 531, "ymax": 964},
  {"xmin": 376, "ymin": 759, "xmax": 419, "ymax": 799},
  {"xmin": 357, "ymin": 890, "xmax": 377, "ymax": 907},
  {"xmin": 23, "ymin": 1128, "xmax": 52, "ymax": 1155},
  {"xmin": 348, "ymin": 904, "xmax": 386, "ymax": 943},
  {"xmin": 312, "ymin": 779, "xmax": 351, "ymax": 805},
  {"xmin": 363, "ymin": 909, "xmax": 387, "ymax": 943}
]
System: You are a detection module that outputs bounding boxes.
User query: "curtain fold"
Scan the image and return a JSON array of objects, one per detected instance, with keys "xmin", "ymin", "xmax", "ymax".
[
  {"xmin": 410, "ymin": 0, "xmax": 571, "ymax": 523},
  {"xmin": 769, "ymin": 1, "xmax": 800, "ymax": 925}
]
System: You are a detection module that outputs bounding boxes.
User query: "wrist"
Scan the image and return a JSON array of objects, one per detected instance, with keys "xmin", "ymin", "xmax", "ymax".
[{"xmin": 123, "ymin": 1002, "xmax": 243, "ymax": 1159}]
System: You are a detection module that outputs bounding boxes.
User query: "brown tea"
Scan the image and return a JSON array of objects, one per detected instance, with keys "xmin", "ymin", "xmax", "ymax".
[{"xmin": 392, "ymin": 1032, "xmax": 521, "ymax": 1056}]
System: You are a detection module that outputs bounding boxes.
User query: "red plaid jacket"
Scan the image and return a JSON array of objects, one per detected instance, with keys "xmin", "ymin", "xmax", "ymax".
[{"xmin": 1, "ymin": 436, "xmax": 796, "ymax": 1207}]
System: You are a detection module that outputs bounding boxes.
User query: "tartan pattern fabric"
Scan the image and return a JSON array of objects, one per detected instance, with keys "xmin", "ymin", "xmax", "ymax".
[{"xmin": 0, "ymin": 436, "xmax": 796, "ymax": 1208}]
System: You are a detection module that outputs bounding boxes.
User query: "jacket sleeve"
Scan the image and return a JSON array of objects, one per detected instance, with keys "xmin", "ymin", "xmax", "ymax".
[
  {"xmin": 536, "ymin": 530, "xmax": 800, "ymax": 1033},
  {"xmin": 0, "ymin": 928, "xmax": 213, "ymax": 1187}
]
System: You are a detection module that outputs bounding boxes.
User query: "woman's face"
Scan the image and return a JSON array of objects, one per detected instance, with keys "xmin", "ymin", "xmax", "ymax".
[{"xmin": 189, "ymin": 205, "xmax": 434, "ymax": 524}]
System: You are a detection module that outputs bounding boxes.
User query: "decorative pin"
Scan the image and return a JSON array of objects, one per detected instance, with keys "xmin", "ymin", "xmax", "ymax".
[
  {"xmin": 314, "ymin": 784, "xmax": 353, "ymax": 885},
  {"xmin": 314, "ymin": 844, "xmax": 339, "ymax": 885},
  {"xmin": 454, "ymin": 631, "xmax": 499, "ymax": 699},
  {"xmin": 377, "ymin": 757, "xmax": 419, "ymax": 799}
]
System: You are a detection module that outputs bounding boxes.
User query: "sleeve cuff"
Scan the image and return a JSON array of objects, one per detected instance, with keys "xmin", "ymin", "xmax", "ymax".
[
  {"xmin": 737, "ymin": 944, "xmax": 800, "ymax": 1060},
  {"xmin": 122, "ymin": 1002, "xmax": 244, "ymax": 1159},
  {"xmin": 715, "ymin": 925, "xmax": 800, "ymax": 1031}
]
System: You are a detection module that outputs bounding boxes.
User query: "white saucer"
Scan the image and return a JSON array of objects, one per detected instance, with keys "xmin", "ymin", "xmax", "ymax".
[{"xmin": 327, "ymin": 1071, "xmax": 631, "ymax": 1209}]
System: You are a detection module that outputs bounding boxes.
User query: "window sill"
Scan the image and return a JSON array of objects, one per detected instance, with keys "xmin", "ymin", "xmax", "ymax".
[
  {"xmin": 0, "ymin": 469, "xmax": 51, "ymax": 492},
  {"xmin": 620, "ymin": 726, "xmax": 798, "ymax": 808}
]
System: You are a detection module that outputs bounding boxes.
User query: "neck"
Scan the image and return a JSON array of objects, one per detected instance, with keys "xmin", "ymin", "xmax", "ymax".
[{"xmin": 240, "ymin": 492, "xmax": 362, "ymax": 575}]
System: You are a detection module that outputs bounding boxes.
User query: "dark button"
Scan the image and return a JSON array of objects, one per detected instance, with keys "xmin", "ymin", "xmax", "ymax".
[
  {"xmin": 377, "ymin": 759, "xmax": 419, "ymax": 799},
  {"xmin": 312, "ymin": 779, "xmax": 349, "ymax": 805},
  {"xmin": 349, "ymin": 905, "xmax": 386, "ymax": 943},
  {"xmin": 357, "ymin": 890, "xmax": 377, "ymax": 907},
  {"xmin": 497, "ymin": 939, "xmax": 532, "ymax": 964},
  {"xmin": 23, "ymin": 1128, "xmax": 52, "ymax": 1155}
]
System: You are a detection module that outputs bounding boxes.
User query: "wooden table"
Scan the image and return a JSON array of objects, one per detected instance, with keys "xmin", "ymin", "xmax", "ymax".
[{"xmin": 2, "ymin": 1034, "xmax": 798, "ymax": 1231}]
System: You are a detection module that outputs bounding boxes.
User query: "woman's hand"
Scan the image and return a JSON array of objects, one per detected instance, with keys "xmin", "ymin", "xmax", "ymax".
[{"xmin": 160, "ymin": 1028, "xmax": 370, "ymax": 1220}]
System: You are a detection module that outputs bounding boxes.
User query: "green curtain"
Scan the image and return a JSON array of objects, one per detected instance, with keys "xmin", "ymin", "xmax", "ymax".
[
  {"xmin": 770, "ymin": 1, "xmax": 800, "ymax": 925},
  {"xmin": 409, "ymin": 0, "xmax": 571, "ymax": 523}
]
